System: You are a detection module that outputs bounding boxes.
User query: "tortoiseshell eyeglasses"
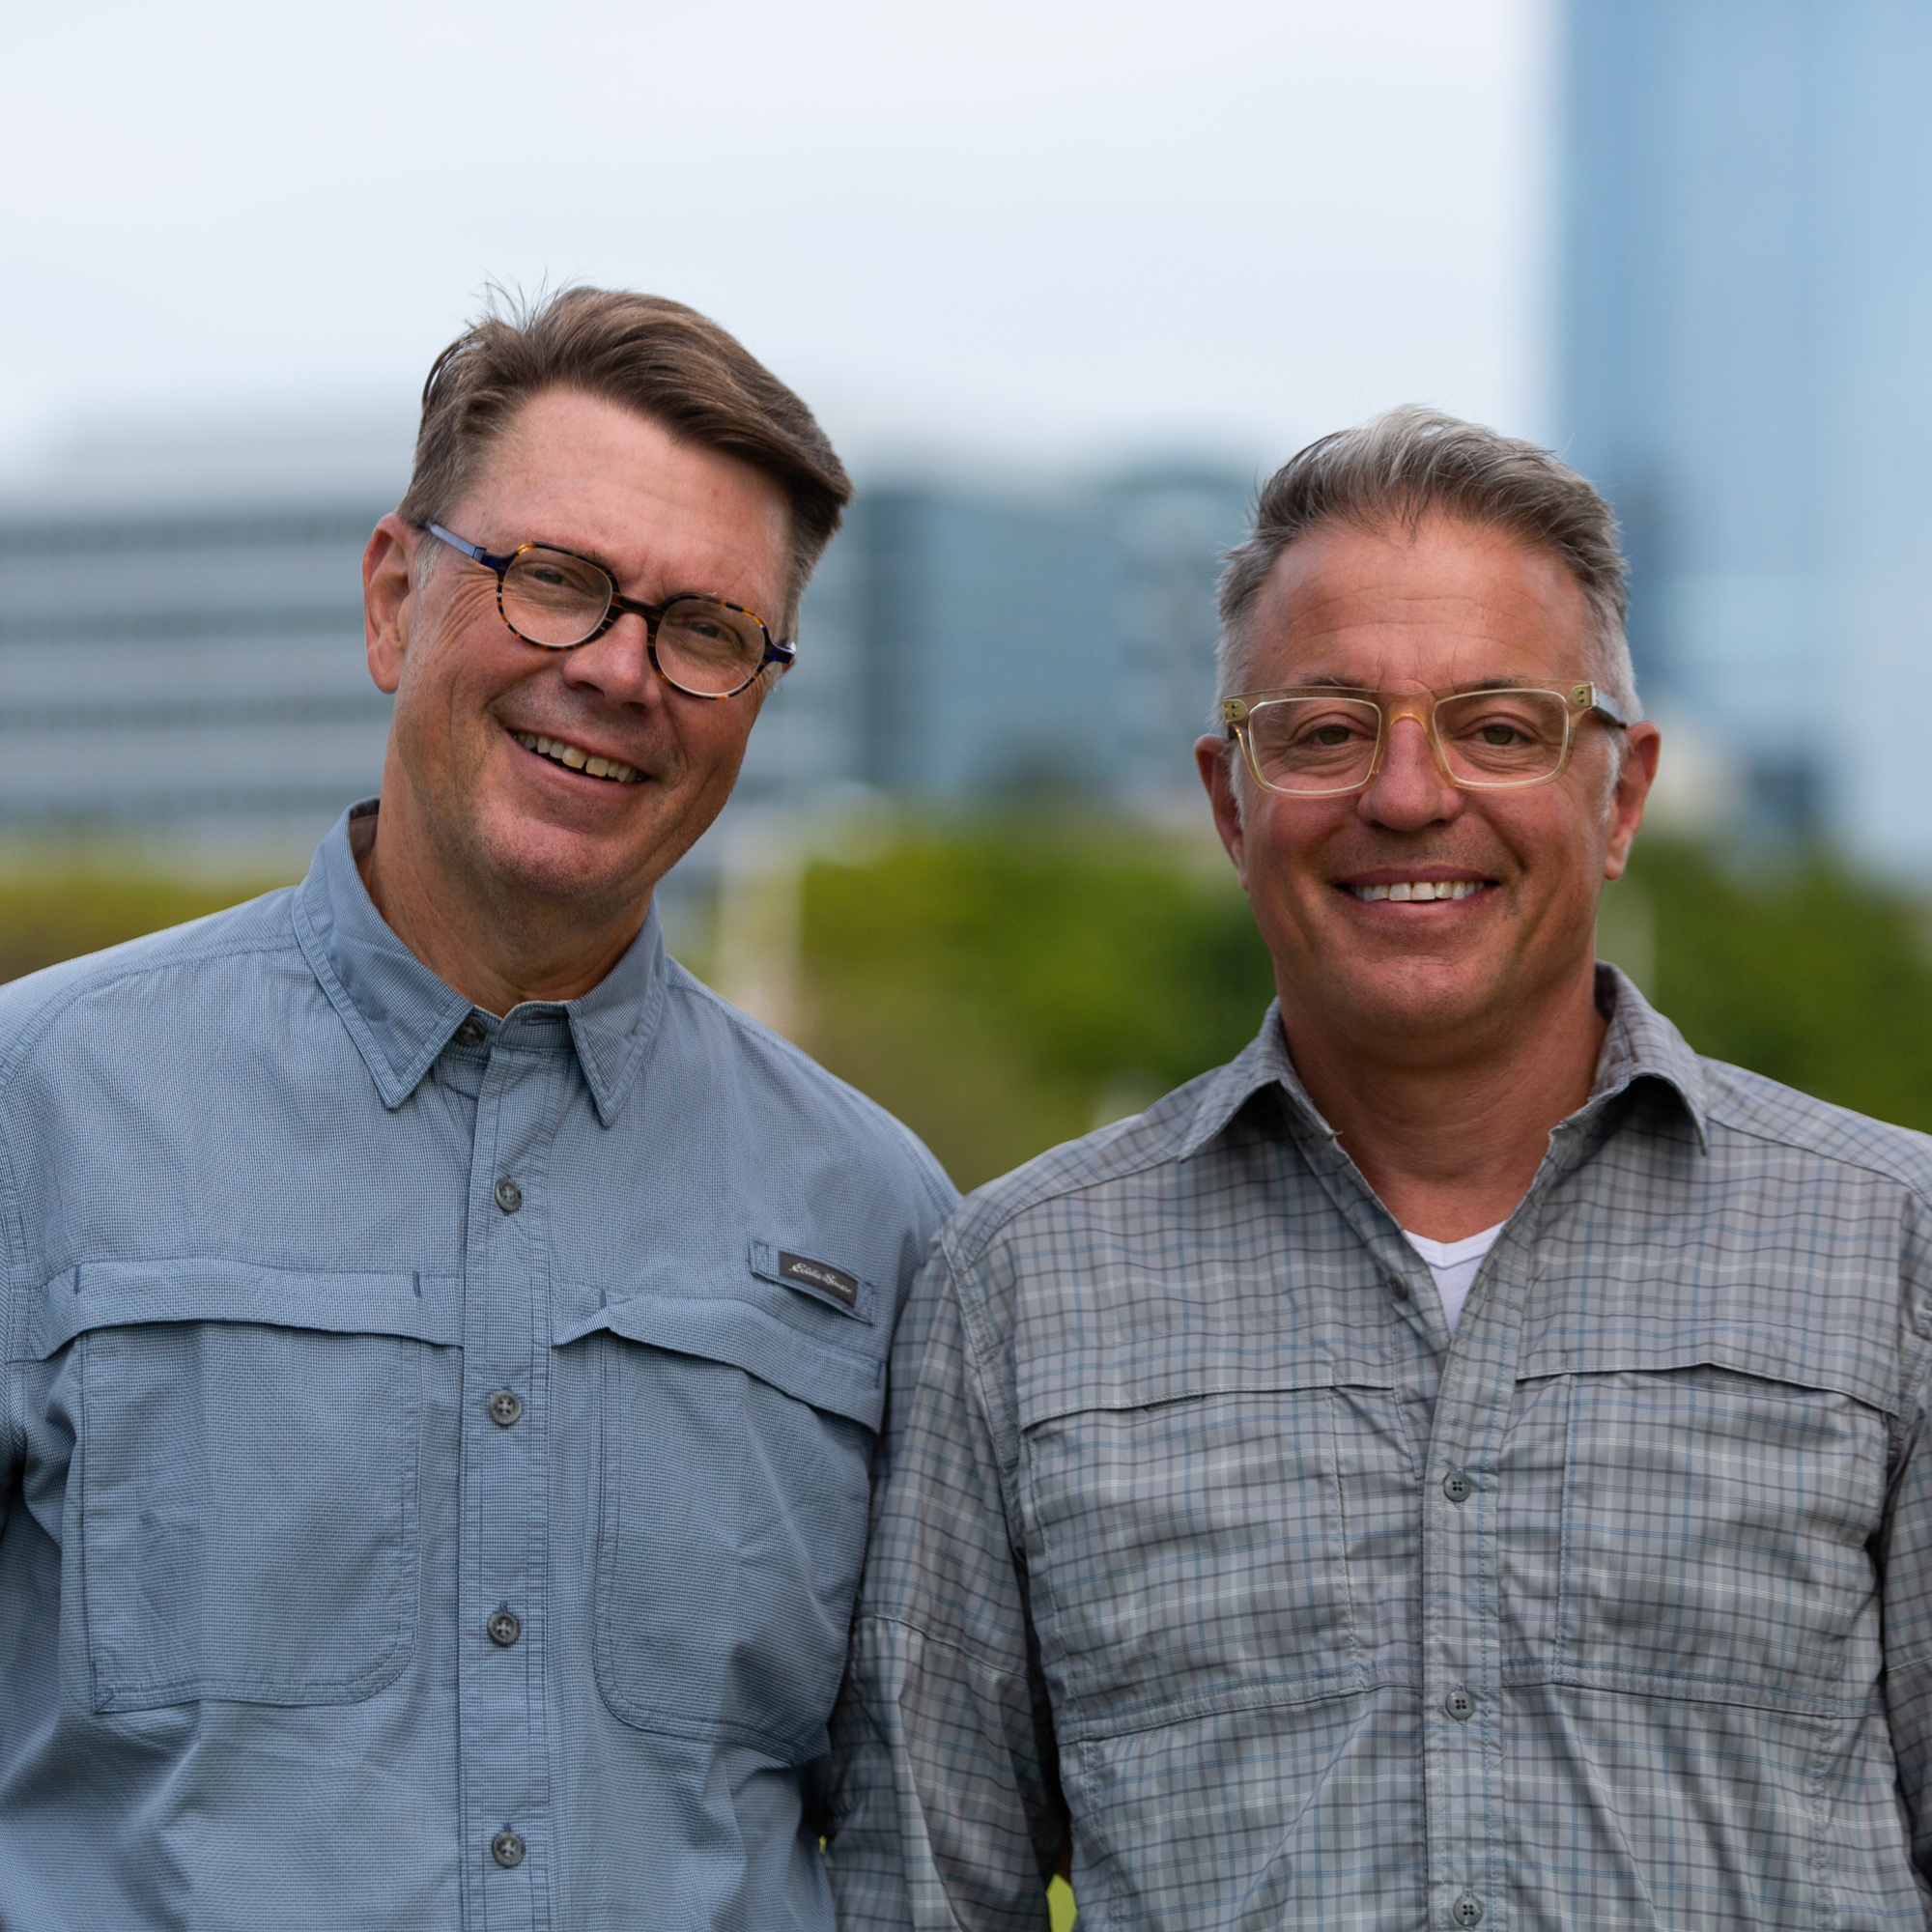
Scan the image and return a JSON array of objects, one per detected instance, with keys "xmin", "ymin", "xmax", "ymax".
[{"xmin": 425, "ymin": 524, "xmax": 794, "ymax": 699}]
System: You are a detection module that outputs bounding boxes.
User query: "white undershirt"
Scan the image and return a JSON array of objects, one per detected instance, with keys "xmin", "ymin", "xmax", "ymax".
[{"xmin": 1401, "ymin": 1220, "xmax": 1508, "ymax": 1332}]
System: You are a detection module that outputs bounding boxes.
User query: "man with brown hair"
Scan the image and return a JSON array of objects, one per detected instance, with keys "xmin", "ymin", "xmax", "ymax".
[
  {"xmin": 0, "ymin": 288, "xmax": 953, "ymax": 1930},
  {"xmin": 829, "ymin": 409, "xmax": 1932, "ymax": 1928}
]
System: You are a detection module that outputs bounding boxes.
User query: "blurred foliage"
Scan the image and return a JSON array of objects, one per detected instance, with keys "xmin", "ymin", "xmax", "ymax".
[
  {"xmin": 799, "ymin": 821, "xmax": 1276, "ymax": 1191},
  {"xmin": 0, "ymin": 870, "xmax": 284, "ymax": 986},
  {"xmin": 798, "ymin": 824, "xmax": 1932, "ymax": 1191},
  {"xmin": 1611, "ymin": 838, "xmax": 1932, "ymax": 1133},
  {"xmin": 6, "ymin": 827, "xmax": 1932, "ymax": 1210}
]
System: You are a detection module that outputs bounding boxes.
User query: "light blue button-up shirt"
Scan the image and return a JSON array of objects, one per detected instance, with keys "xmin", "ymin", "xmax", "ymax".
[{"xmin": 0, "ymin": 801, "xmax": 955, "ymax": 1931}]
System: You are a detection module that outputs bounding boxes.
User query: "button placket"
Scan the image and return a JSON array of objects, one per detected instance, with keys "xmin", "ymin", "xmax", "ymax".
[
  {"xmin": 1419, "ymin": 1217, "xmax": 1539, "ymax": 1932},
  {"xmin": 457, "ymin": 1030, "xmax": 558, "ymax": 1928}
]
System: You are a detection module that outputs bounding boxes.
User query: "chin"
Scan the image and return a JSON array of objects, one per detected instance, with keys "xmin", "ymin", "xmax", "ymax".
[
  {"xmin": 1348, "ymin": 959, "xmax": 1505, "ymax": 1034},
  {"xmin": 477, "ymin": 816, "xmax": 649, "ymax": 909}
]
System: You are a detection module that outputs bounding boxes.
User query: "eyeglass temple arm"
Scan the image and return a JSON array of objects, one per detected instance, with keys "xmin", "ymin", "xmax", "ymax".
[
  {"xmin": 1579, "ymin": 685, "xmax": 1634, "ymax": 728},
  {"xmin": 425, "ymin": 523, "xmax": 519, "ymax": 573}
]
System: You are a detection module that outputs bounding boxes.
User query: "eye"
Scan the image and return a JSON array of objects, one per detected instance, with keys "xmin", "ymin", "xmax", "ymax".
[{"xmin": 1291, "ymin": 712, "xmax": 1375, "ymax": 746}]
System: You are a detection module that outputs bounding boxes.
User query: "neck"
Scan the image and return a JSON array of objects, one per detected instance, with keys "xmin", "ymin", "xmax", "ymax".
[
  {"xmin": 1280, "ymin": 964, "xmax": 1607, "ymax": 1242},
  {"xmin": 354, "ymin": 805, "xmax": 647, "ymax": 1016}
]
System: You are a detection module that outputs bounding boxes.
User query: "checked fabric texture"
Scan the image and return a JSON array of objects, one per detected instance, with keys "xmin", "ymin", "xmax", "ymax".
[{"xmin": 829, "ymin": 970, "xmax": 1932, "ymax": 1931}]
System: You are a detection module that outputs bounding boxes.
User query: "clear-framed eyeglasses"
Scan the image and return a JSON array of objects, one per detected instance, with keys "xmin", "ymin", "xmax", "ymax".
[
  {"xmin": 423, "ymin": 523, "xmax": 794, "ymax": 700},
  {"xmin": 1222, "ymin": 681, "xmax": 1634, "ymax": 796}
]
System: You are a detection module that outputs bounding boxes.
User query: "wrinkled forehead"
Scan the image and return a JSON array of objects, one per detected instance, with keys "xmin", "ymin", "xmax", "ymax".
[{"xmin": 1248, "ymin": 513, "xmax": 1594, "ymax": 692}]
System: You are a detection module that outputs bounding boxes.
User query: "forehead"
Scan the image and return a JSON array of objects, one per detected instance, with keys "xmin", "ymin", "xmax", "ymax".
[
  {"xmin": 449, "ymin": 385, "xmax": 790, "ymax": 611},
  {"xmin": 1247, "ymin": 512, "xmax": 1593, "ymax": 691}
]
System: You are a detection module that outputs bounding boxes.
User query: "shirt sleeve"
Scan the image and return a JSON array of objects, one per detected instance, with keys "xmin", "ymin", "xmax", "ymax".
[
  {"xmin": 1883, "ymin": 1214, "xmax": 1932, "ymax": 1909},
  {"xmin": 826, "ymin": 1237, "xmax": 1065, "ymax": 1931}
]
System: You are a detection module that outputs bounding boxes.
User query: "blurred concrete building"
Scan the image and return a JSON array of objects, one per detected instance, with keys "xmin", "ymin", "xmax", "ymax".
[
  {"xmin": 1559, "ymin": 0, "xmax": 1932, "ymax": 868},
  {"xmin": 0, "ymin": 424, "xmax": 404, "ymax": 864},
  {"xmin": 0, "ymin": 426, "xmax": 1249, "ymax": 860},
  {"xmin": 737, "ymin": 468, "xmax": 1248, "ymax": 813}
]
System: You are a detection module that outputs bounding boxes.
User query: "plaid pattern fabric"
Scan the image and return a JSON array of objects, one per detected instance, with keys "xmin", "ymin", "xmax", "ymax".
[{"xmin": 827, "ymin": 969, "xmax": 1932, "ymax": 1930}]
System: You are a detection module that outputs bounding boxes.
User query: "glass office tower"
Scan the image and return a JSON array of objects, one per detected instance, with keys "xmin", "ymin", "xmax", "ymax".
[{"xmin": 1559, "ymin": 0, "xmax": 1932, "ymax": 868}]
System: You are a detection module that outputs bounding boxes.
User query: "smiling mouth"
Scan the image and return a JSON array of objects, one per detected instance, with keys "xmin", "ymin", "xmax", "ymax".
[
  {"xmin": 510, "ymin": 729, "xmax": 644, "ymax": 785},
  {"xmin": 1346, "ymin": 879, "xmax": 1492, "ymax": 902}
]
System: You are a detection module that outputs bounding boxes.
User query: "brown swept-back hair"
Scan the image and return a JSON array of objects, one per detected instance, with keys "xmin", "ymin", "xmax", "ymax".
[
  {"xmin": 1216, "ymin": 407, "xmax": 1637, "ymax": 718},
  {"xmin": 396, "ymin": 286, "xmax": 852, "ymax": 632}
]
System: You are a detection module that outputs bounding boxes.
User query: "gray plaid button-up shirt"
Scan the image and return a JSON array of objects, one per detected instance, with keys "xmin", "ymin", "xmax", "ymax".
[{"xmin": 827, "ymin": 969, "xmax": 1932, "ymax": 1930}]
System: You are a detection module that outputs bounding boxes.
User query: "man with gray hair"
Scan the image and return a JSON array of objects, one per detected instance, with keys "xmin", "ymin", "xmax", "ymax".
[{"xmin": 827, "ymin": 408, "xmax": 1932, "ymax": 1927}]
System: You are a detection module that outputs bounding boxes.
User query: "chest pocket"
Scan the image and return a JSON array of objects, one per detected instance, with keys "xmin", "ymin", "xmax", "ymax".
[
  {"xmin": 573, "ymin": 1264, "xmax": 884, "ymax": 1764},
  {"xmin": 1501, "ymin": 1344, "xmax": 1891, "ymax": 1714},
  {"xmin": 1021, "ymin": 1344, "xmax": 1412, "ymax": 1740},
  {"xmin": 40, "ymin": 1263, "xmax": 442, "ymax": 1714}
]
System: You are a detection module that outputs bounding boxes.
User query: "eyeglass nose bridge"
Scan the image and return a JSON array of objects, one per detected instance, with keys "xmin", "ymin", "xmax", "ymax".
[
  {"xmin": 1363, "ymin": 694, "xmax": 1457, "ymax": 791},
  {"xmin": 599, "ymin": 589, "xmax": 668, "ymax": 648},
  {"xmin": 551, "ymin": 591, "xmax": 693, "ymax": 703}
]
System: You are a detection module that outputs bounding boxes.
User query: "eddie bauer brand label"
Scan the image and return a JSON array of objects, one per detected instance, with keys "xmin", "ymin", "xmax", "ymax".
[{"xmin": 778, "ymin": 1251, "xmax": 861, "ymax": 1310}]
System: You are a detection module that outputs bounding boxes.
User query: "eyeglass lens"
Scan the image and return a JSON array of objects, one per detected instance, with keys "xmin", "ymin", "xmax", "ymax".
[
  {"xmin": 499, "ymin": 550, "xmax": 769, "ymax": 696},
  {"xmin": 1245, "ymin": 688, "xmax": 1574, "ymax": 792}
]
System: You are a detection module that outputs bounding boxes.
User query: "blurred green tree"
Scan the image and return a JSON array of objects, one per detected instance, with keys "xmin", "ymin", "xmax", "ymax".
[
  {"xmin": 6, "ymin": 828, "xmax": 1931, "ymax": 1201},
  {"xmin": 0, "ymin": 873, "xmax": 285, "ymax": 986},
  {"xmin": 799, "ymin": 823, "xmax": 1276, "ymax": 1189},
  {"xmin": 799, "ymin": 826, "xmax": 1932, "ymax": 1190}
]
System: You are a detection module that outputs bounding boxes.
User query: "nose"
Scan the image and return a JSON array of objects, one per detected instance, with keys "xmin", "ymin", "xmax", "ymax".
[
  {"xmin": 557, "ymin": 611, "xmax": 665, "ymax": 708},
  {"xmin": 1356, "ymin": 711, "xmax": 1463, "ymax": 831}
]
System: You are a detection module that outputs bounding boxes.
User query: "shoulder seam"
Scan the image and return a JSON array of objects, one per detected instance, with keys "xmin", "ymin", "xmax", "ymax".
[
  {"xmin": 0, "ymin": 929, "xmax": 300, "ymax": 1101},
  {"xmin": 945, "ymin": 1133, "xmax": 1192, "ymax": 1274},
  {"xmin": 1702, "ymin": 1101, "xmax": 1932, "ymax": 1209}
]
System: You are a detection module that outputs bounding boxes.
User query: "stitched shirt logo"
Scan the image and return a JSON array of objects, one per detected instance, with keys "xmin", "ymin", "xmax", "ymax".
[{"xmin": 778, "ymin": 1251, "xmax": 861, "ymax": 1310}]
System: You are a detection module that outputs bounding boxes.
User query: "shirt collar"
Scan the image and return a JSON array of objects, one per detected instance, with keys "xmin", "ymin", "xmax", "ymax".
[
  {"xmin": 292, "ymin": 800, "xmax": 667, "ymax": 1126},
  {"xmin": 1177, "ymin": 960, "xmax": 1710, "ymax": 1162}
]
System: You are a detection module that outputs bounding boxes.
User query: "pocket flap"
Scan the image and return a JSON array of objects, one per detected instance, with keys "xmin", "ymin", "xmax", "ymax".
[
  {"xmin": 1516, "ymin": 1328, "xmax": 1899, "ymax": 1417},
  {"xmin": 555, "ymin": 1285, "xmax": 884, "ymax": 1431},
  {"xmin": 26, "ymin": 1260, "xmax": 464, "ymax": 1361}
]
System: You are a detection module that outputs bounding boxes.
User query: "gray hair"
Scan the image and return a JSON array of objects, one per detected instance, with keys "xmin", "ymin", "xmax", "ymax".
[{"xmin": 1215, "ymin": 407, "xmax": 1639, "ymax": 720}]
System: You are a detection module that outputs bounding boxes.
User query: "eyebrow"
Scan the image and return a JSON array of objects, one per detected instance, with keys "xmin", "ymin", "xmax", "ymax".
[
  {"xmin": 526, "ymin": 535, "xmax": 626, "ymax": 582},
  {"xmin": 1291, "ymin": 674, "xmax": 1548, "ymax": 695}
]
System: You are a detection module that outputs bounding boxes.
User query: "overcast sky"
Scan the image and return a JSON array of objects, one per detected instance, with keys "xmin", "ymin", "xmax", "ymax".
[{"xmin": 1, "ymin": 0, "xmax": 1550, "ymax": 481}]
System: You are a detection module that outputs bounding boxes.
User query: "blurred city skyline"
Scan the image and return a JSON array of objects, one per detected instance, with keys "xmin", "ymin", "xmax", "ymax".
[
  {"xmin": 0, "ymin": 0, "xmax": 1550, "ymax": 481},
  {"xmin": 8, "ymin": 0, "xmax": 1932, "ymax": 881}
]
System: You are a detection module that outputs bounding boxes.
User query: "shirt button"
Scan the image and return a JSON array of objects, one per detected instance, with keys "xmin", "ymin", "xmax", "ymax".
[
  {"xmin": 1442, "ymin": 1467, "xmax": 1473, "ymax": 1505},
  {"xmin": 495, "ymin": 1177, "xmax": 523, "ymax": 1214},
  {"xmin": 488, "ymin": 1607, "xmax": 523, "ymax": 1648},
  {"xmin": 1389, "ymin": 1275, "xmax": 1410, "ymax": 1301},
  {"xmin": 1444, "ymin": 1686, "xmax": 1476, "ymax": 1722},
  {"xmin": 488, "ymin": 1388, "xmax": 524, "ymax": 1427},
  {"xmin": 1452, "ymin": 1892, "xmax": 1484, "ymax": 1926},
  {"xmin": 492, "ymin": 1830, "xmax": 526, "ymax": 1869},
  {"xmin": 455, "ymin": 1015, "xmax": 486, "ymax": 1048}
]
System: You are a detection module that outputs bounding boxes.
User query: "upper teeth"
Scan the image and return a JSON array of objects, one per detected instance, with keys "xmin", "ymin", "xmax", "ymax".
[
  {"xmin": 512, "ymin": 731, "xmax": 642, "ymax": 783},
  {"xmin": 1352, "ymin": 880, "xmax": 1484, "ymax": 902}
]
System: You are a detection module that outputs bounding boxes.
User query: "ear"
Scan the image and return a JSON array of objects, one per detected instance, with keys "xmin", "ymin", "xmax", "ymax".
[
  {"xmin": 1603, "ymin": 721, "xmax": 1662, "ymax": 881},
  {"xmin": 1196, "ymin": 733, "xmax": 1250, "ymax": 890},
  {"xmin": 363, "ymin": 514, "xmax": 419, "ymax": 696}
]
